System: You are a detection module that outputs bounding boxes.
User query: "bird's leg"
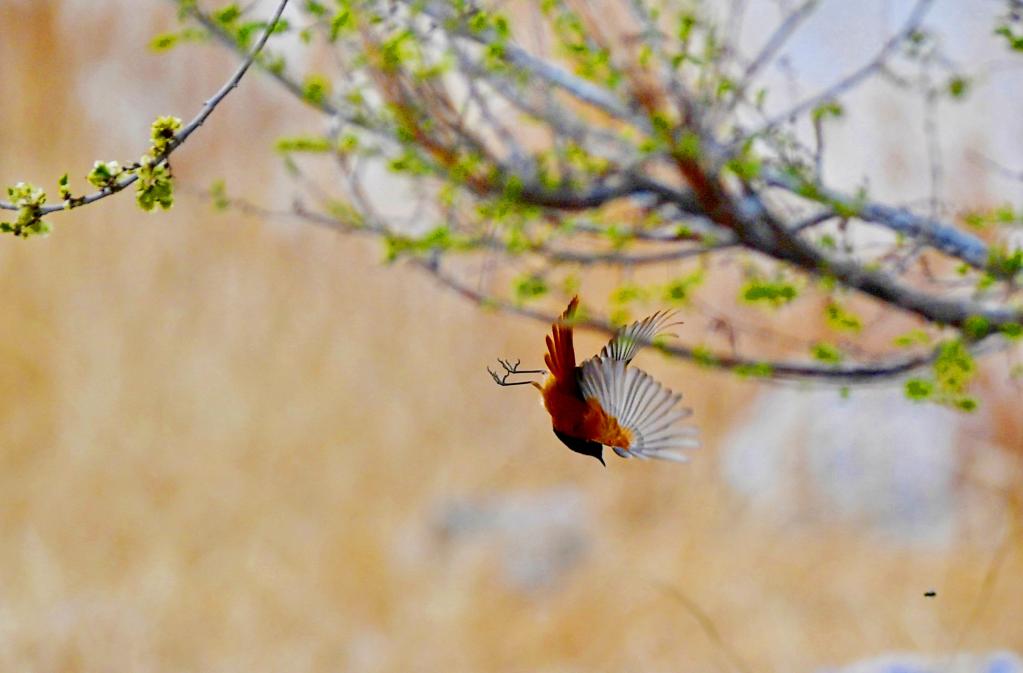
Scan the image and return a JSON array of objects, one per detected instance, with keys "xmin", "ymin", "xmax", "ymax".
[{"xmin": 488, "ymin": 357, "xmax": 546, "ymax": 386}]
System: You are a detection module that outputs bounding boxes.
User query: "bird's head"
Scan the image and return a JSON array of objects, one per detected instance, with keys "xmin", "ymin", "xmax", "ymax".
[{"xmin": 553, "ymin": 429, "xmax": 606, "ymax": 466}]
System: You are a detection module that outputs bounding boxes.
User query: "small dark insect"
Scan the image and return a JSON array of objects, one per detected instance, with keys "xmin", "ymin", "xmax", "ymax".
[{"xmin": 924, "ymin": 590, "xmax": 936, "ymax": 597}]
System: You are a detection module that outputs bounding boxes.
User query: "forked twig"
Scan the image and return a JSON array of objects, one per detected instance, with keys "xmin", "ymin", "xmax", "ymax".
[{"xmin": 487, "ymin": 358, "xmax": 545, "ymax": 386}]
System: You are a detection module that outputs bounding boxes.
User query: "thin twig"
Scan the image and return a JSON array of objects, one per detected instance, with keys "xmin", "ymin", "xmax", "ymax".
[
  {"xmin": 732, "ymin": 0, "xmax": 819, "ymax": 105},
  {"xmin": 0, "ymin": 0, "xmax": 292, "ymax": 215},
  {"xmin": 741, "ymin": 0, "xmax": 935, "ymax": 141}
]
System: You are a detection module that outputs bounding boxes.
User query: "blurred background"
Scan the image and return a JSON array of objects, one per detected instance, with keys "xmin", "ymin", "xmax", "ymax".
[{"xmin": 1, "ymin": 1, "xmax": 1021, "ymax": 671}]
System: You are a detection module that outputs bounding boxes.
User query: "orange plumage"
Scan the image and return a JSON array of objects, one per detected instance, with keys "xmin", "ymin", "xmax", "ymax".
[
  {"xmin": 538, "ymin": 298, "xmax": 632, "ymax": 457},
  {"xmin": 505, "ymin": 296, "xmax": 698, "ymax": 465}
]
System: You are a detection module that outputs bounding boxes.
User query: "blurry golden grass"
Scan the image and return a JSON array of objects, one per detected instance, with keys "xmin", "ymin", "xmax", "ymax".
[{"xmin": 1, "ymin": 3, "xmax": 1022, "ymax": 671}]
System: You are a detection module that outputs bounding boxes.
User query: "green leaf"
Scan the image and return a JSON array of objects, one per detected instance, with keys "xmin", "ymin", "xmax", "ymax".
[
  {"xmin": 304, "ymin": 0, "xmax": 327, "ymax": 16},
  {"xmin": 740, "ymin": 276, "xmax": 798, "ymax": 307},
  {"xmin": 933, "ymin": 339, "xmax": 975, "ymax": 395},
  {"xmin": 663, "ymin": 270, "xmax": 704, "ymax": 305},
  {"xmin": 947, "ymin": 75, "xmax": 970, "ymax": 99},
  {"xmin": 610, "ymin": 284, "xmax": 647, "ymax": 305},
  {"xmin": 692, "ymin": 346, "xmax": 719, "ymax": 368},
  {"xmin": 149, "ymin": 27, "xmax": 206, "ymax": 52},
  {"xmin": 274, "ymin": 135, "xmax": 332, "ymax": 153},
  {"xmin": 811, "ymin": 100, "xmax": 844, "ymax": 123},
  {"xmin": 86, "ymin": 160, "xmax": 123, "ymax": 189},
  {"xmin": 810, "ymin": 342, "xmax": 843, "ymax": 365},
  {"xmin": 209, "ymin": 179, "xmax": 230, "ymax": 211},
  {"xmin": 57, "ymin": 173, "xmax": 72, "ymax": 201},
  {"xmin": 824, "ymin": 301, "xmax": 862, "ymax": 333},
  {"xmin": 986, "ymin": 244, "xmax": 1023, "ymax": 278},
  {"xmin": 904, "ymin": 378, "xmax": 933, "ymax": 401},
  {"xmin": 329, "ymin": 10, "xmax": 353, "ymax": 41},
  {"xmin": 735, "ymin": 362, "xmax": 774, "ymax": 378},
  {"xmin": 954, "ymin": 396, "xmax": 978, "ymax": 412},
  {"xmin": 962, "ymin": 315, "xmax": 991, "ymax": 340},
  {"xmin": 213, "ymin": 4, "xmax": 241, "ymax": 25},
  {"xmin": 513, "ymin": 274, "xmax": 548, "ymax": 302},
  {"xmin": 301, "ymin": 73, "xmax": 331, "ymax": 105},
  {"xmin": 1000, "ymin": 322, "xmax": 1023, "ymax": 340},
  {"xmin": 893, "ymin": 329, "xmax": 931, "ymax": 348}
]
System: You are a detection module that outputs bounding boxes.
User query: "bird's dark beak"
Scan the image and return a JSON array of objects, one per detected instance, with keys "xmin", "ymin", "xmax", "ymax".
[{"xmin": 595, "ymin": 453, "xmax": 606, "ymax": 467}]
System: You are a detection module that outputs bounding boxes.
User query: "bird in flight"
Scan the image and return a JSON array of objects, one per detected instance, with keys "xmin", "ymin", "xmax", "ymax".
[{"xmin": 490, "ymin": 296, "xmax": 698, "ymax": 465}]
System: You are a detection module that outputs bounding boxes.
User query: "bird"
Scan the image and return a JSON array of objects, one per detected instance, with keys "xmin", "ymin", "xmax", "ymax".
[{"xmin": 489, "ymin": 296, "xmax": 698, "ymax": 465}]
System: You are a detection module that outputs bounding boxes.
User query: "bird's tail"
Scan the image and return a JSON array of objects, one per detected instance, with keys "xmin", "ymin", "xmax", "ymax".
[{"xmin": 544, "ymin": 296, "xmax": 580, "ymax": 385}]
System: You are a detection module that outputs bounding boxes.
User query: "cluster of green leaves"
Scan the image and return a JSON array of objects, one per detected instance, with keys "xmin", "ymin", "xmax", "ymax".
[
  {"xmin": 725, "ymin": 139, "xmax": 763, "ymax": 181},
  {"xmin": 985, "ymin": 244, "xmax": 1023, "ymax": 281},
  {"xmin": 513, "ymin": 274, "xmax": 549, "ymax": 303},
  {"xmin": 904, "ymin": 338, "xmax": 978, "ymax": 411},
  {"xmin": 962, "ymin": 204, "xmax": 1021, "ymax": 229},
  {"xmin": 275, "ymin": 135, "xmax": 333, "ymax": 154},
  {"xmin": 740, "ymin": 275, "xmax": 799, "ymax": 307},
  {"xmin": 649, "ymin": 6, "xmax": 737, "ymax": 103},
  {"xmin": 86, "ymin": 160, "xmax": 123, "ymax": 189},
  {"xmin": 155, "ymin": 0, "xmax": 295, "ymax": 78},
  {"xmin": 0, "ymin": 183, "xmax": 50, "ymax": 237},
  {"xmin": 995, "ymin": 2, "xmax": 1023, "ymax": 52},
  {"xmin": 210, "ymin": 2, "xmax": 291, "ymax": 47},
  {"xmin": 382, "ymin": 225, "xmax": 475, "ymax": 263},
  {"xmin": 150, "ymin": 26, "xmax": 207, "ymax": 52},
  {"xmin": 787, "ymin": 172, "xmax": 868, "ymax": 219},
  {"xmin": 135, "ymin": 158, "xmax": 175, "ymax": 212},
  {"xmin": 136, "ymin": 116, "xmax": 182, "ymax": 211},
  {"xmin": 663, "ymin": 269, "xmax": 706, "ymax": 305},
  {"xmin": 305, "ymin": 0, "xmax": 358, "ymax": 43},
  {"xmin": 811, "ymin": 100, "xmax": 844, "ymax": 124},
  {"xmin": 540, "ymin": 1, "xmax": 620, "ymax": 89},
  {"xmin": 80, "ymin": 116, "xmax": 181, "ymax": 213}
]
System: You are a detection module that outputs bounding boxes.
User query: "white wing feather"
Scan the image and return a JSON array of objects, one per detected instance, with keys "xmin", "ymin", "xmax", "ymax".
[
  {"xmin": 600, "ymin": 310, "xmax": 682, "ymax": 363},
  {"xmin": 579, "ymin": 356, "xmax": 698, "ymax": 463}
]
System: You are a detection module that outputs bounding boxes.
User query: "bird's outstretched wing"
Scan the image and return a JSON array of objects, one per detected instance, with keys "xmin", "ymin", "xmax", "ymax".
[
  {"xmin": 599, "ymin": 310, "xmax": 682, "ymax": 364},
  {"xmin": 579, "ymin": 356, "xmax": 698, "ymax": 462}
]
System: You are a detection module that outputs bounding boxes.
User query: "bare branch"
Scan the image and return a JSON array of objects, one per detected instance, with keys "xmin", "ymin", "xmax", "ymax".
[
  {"xmin": 742, "ymin": 0, "xmax": 936, "ymax": 141},
  {"xmin": 400, "ymin": 0, "xmax": 642, "ymax": 126},
  {"xmin": 725, "ymin": 0, "xmax": 819, "ymax": 114}
]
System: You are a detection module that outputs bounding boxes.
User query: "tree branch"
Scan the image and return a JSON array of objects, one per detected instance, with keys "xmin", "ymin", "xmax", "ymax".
[
  {"xmin": 741, "ymin": 0, "xmax": 936, "ymax": 141},
  {"xmin": 417, "ymin": 256, "xmax": 948, "ymax": 383},
  {"xmin": 734, "ymin": 192, "xmax": 1018, "ymax": 331},
  {"xmin": 0, "ymin": 0, "xmax": 291, "ymax": 215},
  {"xmin": 763, "ymin": 168, "xmax": 992, "ymax": 271}
]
